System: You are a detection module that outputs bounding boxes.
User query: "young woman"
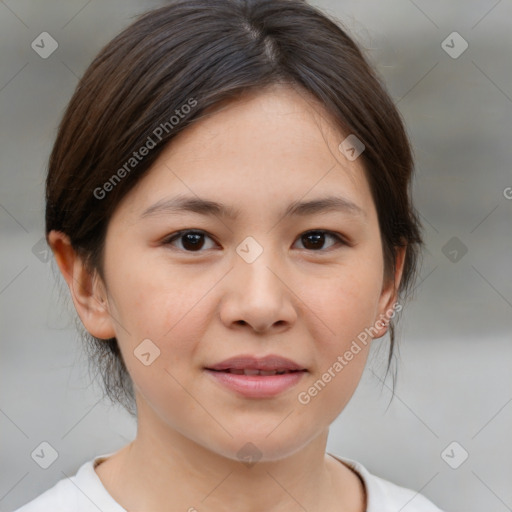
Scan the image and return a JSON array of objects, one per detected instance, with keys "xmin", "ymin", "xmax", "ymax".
[{"xmin": 15, "ymin": 1, "xmax": 443, "ymax": 510}]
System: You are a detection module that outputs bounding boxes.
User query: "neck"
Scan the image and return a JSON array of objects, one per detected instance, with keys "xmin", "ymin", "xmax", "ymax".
[{"xmin": 96, "ymin": 402, "xmax": 365, "ymax": 512}]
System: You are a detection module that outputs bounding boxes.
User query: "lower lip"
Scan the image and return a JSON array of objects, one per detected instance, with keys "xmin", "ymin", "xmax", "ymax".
[{"xmin": 204, "ymin": 369, "xmax": 306, "ymax": 398}]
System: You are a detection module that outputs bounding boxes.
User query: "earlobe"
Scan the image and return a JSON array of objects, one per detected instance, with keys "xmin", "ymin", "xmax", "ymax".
[
  {"xmin": 47, "ymin": 231, "xmax": 116, "ymax": 340},
  {"xmin": 374, "ymin": 245, "xmax": 407, "ymax": 339}
]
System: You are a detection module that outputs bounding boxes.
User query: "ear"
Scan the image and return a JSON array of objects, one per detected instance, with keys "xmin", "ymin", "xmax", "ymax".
[
  {"xmin": 373, "ymin": 245, "xmax": 407, "ymax": 339},
  {"xmin": 48, "ymin": 231, "xmax": 116, "ymax": 340}
]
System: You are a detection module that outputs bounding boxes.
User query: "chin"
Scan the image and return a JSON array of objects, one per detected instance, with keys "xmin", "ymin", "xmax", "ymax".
[{"xmin": 204, "ymin": 428, "xmax": 315, "ymax": 465}]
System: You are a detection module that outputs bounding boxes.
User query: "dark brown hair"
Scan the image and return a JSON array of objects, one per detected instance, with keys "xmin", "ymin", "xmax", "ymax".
[{"xmin": 46, "ymin": 0, "xmax": 424, "ymax": 416}]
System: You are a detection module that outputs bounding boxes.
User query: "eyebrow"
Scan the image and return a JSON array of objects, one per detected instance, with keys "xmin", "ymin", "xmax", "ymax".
[{"xmin": 140, "ymin": 194, "xmax": 366, "ymax": 220}]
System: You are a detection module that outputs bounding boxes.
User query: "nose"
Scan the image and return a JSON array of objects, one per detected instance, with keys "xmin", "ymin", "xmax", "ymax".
[{"xmin": 219, "ymin": 249, "xmax": 297, "ymax": 334}]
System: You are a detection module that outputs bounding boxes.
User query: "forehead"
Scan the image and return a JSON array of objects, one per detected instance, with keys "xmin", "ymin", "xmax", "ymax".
[
  {"xmin": 117, "ymin": 84, "xmax": 377, "ymax": 224},
  {"xmin": 173, "ymin": 84, "xmax": 350, "ymax": 166}
]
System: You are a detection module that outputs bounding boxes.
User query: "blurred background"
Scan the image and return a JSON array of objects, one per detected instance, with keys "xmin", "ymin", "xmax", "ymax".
[{"xmin": 1, "ymin": 1, "xmax": 511, "ymax": 511}]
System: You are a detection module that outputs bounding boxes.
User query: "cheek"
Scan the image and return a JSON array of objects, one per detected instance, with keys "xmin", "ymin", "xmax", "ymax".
[
  {"xmin": 106, "ymin": 251, "xmax": 211, "ymax": 337},
  {"xmin": 295, "ymin": 280, "xmax": 377, "ymax": 425},
  {"xmin": 292, "ymin": 255, "xmax": 382, "ymax": 417},
  {"xmin": 103, "ymin": 250, "xmax": 221, "ymax": 388},
  {"xmin": 109, "ymin": 272, "xmax": 216, "ymax": 421},
  {"xmin": 306, "ymin": 256, "xmax": 384, "ymax": 347}
]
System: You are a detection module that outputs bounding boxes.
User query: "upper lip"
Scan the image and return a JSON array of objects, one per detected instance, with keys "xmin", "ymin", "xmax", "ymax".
[{"xmin": 206, "ymin": 355, "xmax": 306, "ymax": 372}]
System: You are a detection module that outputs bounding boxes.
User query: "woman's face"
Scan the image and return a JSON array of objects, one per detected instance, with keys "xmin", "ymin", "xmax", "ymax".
[{"xmin": 98, "ymin": 84, "xmax": 403, "ymax": 461}]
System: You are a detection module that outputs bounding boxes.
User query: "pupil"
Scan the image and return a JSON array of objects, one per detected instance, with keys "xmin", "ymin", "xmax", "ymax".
[
  {"xmin": 183, "ymin": 232, "xmax": 203, "ymax": 251},
  {"xmin": 303, "ymin": 232, "xmax": 324, "ymax": 250}
]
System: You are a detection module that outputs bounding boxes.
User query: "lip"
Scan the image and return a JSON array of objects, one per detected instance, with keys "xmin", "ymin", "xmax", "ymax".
[
  {"xmin": 204, "ymin": 354, "xmax": 307, "ymax": 398},
  {"xmin": 206, "ymin": 354, "xmax": 306, "ymax": 372}
]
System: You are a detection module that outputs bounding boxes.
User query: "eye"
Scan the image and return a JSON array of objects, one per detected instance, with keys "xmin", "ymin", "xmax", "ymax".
[
  {"xmin": 162, "ymin": 229, "xmax": 347, "ymax": 253},
  {"xmin": 163, "ymin": 230, "xmax": 217, "ymax": 252},
  {"xmin": 294, "ymin": 230, "xmax": 346, "ymax": 251}
]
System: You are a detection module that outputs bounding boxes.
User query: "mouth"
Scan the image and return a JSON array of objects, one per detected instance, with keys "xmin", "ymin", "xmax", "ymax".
[{"xmin": 204, "ymin": 354, "xmax": 307, "ymax": 398}]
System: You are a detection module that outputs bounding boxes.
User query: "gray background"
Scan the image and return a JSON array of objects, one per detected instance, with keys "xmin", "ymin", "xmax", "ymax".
[{"xmin": 1, "ymin": 1, "xmax": 511, "ymax": 511}]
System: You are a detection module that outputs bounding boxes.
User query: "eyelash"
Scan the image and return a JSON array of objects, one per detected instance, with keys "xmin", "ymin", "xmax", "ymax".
[{"xmin": 162, "ymin": 229, "xmax": 348, "ymax": 253}]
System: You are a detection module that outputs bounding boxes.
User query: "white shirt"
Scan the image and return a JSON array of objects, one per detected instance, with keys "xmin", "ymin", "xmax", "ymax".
[{"xmin": 13, "ymin": 452, "xmax": 444, "ymax": 511}]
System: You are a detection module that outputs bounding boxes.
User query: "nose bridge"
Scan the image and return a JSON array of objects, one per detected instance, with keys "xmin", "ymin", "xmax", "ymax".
[
  {"xmin": 220, "ymin": 236, "xmax": 296, "ymax": 332},
  {"xmin": 235, "ymin": 236, "xmax": 284, "ymax": 301}
]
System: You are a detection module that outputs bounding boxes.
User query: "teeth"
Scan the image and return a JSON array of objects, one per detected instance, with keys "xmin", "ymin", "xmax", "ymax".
[{"xmin": 244, "ymin": 369, "xmax": 261, "ymax": 376}]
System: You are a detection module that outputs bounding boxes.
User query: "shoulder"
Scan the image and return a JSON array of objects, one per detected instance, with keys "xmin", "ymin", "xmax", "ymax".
[
  {"xmin": 329, "ymin": 453, "xmax": 444, "ymax": 512},
  {"xmin": 12, "ymin": 453, "xmax": 125, "ymax": 512},
  {"xmin": 11, "ymin": 476, "xmax": 77, "ymax": 512}
]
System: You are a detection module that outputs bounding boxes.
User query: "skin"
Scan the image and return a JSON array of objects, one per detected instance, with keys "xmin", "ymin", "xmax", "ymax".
[{"xmin": 49, "ymin": 83, "xmax": 406, "ymax": 512}]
